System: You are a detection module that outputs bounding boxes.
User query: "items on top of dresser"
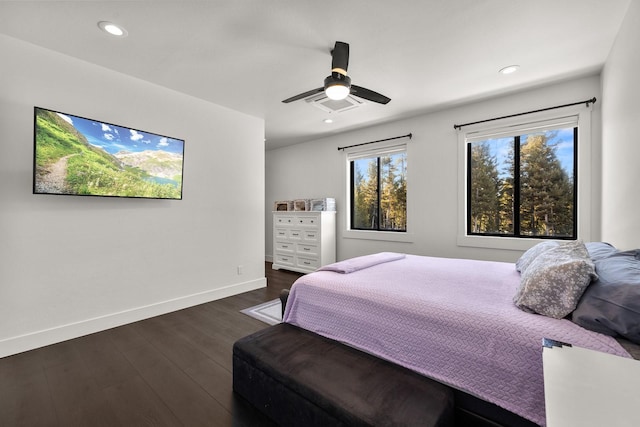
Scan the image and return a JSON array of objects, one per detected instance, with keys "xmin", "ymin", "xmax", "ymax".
[{"xmin": 274, "ymin": 198, "xmax": 335, "ymax": 212}]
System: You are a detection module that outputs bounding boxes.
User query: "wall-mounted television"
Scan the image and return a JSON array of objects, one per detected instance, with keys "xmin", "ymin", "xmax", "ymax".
[{"xmin": 33, "ymin": 107, "xmax": 184, "ymax": 200}]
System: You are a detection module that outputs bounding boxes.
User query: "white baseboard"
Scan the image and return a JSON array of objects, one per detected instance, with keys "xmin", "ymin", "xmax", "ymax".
[
  {"xmin": 265, "ymin": 254, "xmax": 273, "ymax": 263},
  {"xmin": 0, "ymin": 277, "xmax": 266, "ymax": 358}
]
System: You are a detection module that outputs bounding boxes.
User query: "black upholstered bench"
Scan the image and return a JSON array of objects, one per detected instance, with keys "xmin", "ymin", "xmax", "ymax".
[{"xmin": 233, "ymin": 323, "xmax": 454, "ymax": 427}]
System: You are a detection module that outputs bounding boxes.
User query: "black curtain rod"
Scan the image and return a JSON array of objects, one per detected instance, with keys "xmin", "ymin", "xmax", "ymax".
[
  {"xmin": 453, "ymin": 97, "xmax": 596, "ymax": 130},
  {"xmin": 337, "ymin": 133, "xmax": 412, "ymax": 151}
]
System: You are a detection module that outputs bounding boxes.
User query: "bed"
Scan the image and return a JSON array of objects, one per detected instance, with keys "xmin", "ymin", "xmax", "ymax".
[{"xmin": 282, "ymin": 245, "xmax": 638, "ymax": 426}]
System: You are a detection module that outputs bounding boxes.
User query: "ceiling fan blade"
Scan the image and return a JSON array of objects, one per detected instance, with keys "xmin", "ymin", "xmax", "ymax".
[
  {"xmin": 350, "ymin": 85, "xmax": 391, "ymax": 104},
  {"xmin": 331, "ymin": 41, "xmax": 349, "ymax": 73},
  {"xmin": 282, "ymin": 87, "xmax": 323, "ymax": 103}
]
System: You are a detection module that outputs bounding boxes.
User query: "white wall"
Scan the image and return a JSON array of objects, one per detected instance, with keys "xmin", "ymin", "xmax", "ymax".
[
  {"xmin": 0, "ymin": 35, "xmax": 266, "ymax": 357},
  {"xmin": 601, "ymin": 0, "xmax": 640, "ymax": 250},
  {"xmin": 266, "ymin": 75, "xmax": 602, "ymax": 263}
]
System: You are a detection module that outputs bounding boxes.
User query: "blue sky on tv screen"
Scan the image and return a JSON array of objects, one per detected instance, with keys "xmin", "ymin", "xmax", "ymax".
[{"xmin": 55, "ymin": 111, "xmax": 184, "ymax": 156}]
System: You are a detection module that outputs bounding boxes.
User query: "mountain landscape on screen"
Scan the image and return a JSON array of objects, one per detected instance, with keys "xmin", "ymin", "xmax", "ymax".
[{"xmin": 33, "ymin": 107, "xmax": 184, "ymax": 199}]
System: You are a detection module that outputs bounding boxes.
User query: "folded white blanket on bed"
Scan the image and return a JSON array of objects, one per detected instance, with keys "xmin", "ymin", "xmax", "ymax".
[{"xmin": 317, "ymin": 252, "xmax": 406, "ymax": 273}]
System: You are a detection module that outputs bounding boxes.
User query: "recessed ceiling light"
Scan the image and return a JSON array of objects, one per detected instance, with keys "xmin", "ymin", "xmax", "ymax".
[
  {"xmin": 323, "ymin": 118, "xmax": 334, "ymax": 124},
  {"xmin": 98, "ymin": 21, "xmax": 128, "ymax": 37},
  {"xmin": 499, "ymin": 65, "xmax": 520, "ymax": 75}
]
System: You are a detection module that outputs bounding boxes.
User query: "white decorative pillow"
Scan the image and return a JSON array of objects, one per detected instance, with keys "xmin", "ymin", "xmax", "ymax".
[
  {"xmin": 515, "ymin": 240, "xmax": 560, "ymax": 273},
  {"xmin": 514, "ymin": 240, "xmax": 597, "ymax": 319}
]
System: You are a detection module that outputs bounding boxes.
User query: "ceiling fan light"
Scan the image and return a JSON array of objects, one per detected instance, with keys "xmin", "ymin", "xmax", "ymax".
[
  {"xmin": 324, "ymin": 73, "xmax": 351, "ymax": 100},
  {"xmin": 325, "ymin": 84, "xmax": 350, "ymax": 100}
]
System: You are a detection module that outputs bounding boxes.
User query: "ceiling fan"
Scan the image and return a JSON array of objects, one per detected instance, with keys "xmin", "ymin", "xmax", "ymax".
[{"xmin": 282, "ymin": 41, "xmax": 391, "ymax": 105}]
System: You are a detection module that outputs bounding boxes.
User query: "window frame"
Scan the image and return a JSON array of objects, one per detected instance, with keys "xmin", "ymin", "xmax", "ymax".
[
  {"xmin": 343, "ymin": 141, "xmax": 414, "ymax": 243},
  {"xmin": 457, "ymin": 106, "xmax": 593, "ymax": 251},
  {"xmin": 466, "ymin": 126, "xmax": 578, "ymax": 239}
]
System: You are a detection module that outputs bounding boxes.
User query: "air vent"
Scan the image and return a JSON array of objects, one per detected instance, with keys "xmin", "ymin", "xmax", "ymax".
[{"xmin": 304, "ymin": 93, "xmax": 364, "ymax": 113}]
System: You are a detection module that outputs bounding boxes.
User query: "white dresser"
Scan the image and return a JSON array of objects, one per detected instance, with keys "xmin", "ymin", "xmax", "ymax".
[{"xmin": 272, "ymin": 211, "xmax": 336, "ymax": 274}]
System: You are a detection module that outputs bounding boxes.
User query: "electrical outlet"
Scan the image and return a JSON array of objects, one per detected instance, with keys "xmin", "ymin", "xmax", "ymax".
[{"xmin": 237, "ymin": 265, "xmax": 243, "ymax": 275}]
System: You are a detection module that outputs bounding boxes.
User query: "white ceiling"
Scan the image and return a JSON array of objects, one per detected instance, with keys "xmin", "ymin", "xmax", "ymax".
[{"xmin": 0, "ymin": 1, "xmax": 631, "ymax": 149}]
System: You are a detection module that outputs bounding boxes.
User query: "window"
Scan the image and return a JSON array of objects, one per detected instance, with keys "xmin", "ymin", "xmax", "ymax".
[
  {"xmin": 457, "ymin": 108, "xmax": 592, "ymax": 251},
  {"xmin": 349, "ymin": 146, "xmax": 407, "ymax": 232},
  {"xmin": 467, "ymin": 125, "xmax": 577, "ymax": 239}
]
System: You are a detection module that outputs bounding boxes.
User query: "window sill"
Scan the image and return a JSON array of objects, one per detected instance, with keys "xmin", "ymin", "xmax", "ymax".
[
  {"xmin": 457, "ymin": 234, "xmax": 563, "ymax": 251},
  {"xmin": 343, "ymin": 229, "xmax": 414, "ymax": 243}
]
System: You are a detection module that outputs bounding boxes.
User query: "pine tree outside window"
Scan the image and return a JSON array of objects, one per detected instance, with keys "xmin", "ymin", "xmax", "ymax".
[
  {"xmin": 466, "ymin": 122, "xmax": 577, "ymax": 239},
  {"xmin": 349, "ymin": 146, "xmax": 407, "ymax": 232}
]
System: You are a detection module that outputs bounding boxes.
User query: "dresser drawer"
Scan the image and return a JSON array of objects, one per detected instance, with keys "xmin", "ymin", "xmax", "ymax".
[
  {"xmin": 297, "ymin": 216, "xmax": 319, "ymax": 227},
  {"xmin": 303, "ymin": 230, "xmax": 318, "ymax": 241},
  {"xmin": 274, "ymin": 228, "xmax": 288, "ymax": 239},
  {"xmin": 297, "ymin": 243, "xmax": 318, "ymax": 257},
  {"xmin": 274, "ymin": 253, "xmax": 295, "ymax": 266},
  {"xmin": 296, "ymin": 256, "xmax": 319, "ymax": 270},
  {"xmin": 288, "ymin": 229, "xmax": 303, "ymax": 240},
  {"xmin": 274, "ymin": 216, "xmax": 295, "ymax": 226},
  {"xmin": 275, "ymin": 241, "xmax": 294, "ymax": 252}
]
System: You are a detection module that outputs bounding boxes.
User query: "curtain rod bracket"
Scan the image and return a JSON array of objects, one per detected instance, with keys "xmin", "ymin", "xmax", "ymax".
[{"xmin": 453, "ymin": 97, "xmax": 596, "ymax": 130}]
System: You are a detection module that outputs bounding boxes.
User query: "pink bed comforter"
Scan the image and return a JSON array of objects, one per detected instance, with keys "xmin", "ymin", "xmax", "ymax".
[{"xmin": 283, "ymin": 253, "xmax": 630, "ymax": 426}]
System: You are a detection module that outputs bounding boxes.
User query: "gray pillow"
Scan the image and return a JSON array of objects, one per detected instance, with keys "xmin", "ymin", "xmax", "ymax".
[
  {"xmin": 572, "ymin": 249, "xmax": 640, "ymax": 344},
  {"xmin": 515, "ymin": 240, "xmax": 560, "ymax": 273},
  {"xmin": 514, "ymin": 240, "xmax": 597, "ymax": 319},
  {"xmin": 585, "ymin": 241, "xmax": 618, "ymax": 261}
]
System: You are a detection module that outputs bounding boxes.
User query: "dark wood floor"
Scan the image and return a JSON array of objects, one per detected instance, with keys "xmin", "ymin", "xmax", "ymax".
[{"xmin": 0, "ymin": 263, "xmax": 303, "ymax": 427}]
